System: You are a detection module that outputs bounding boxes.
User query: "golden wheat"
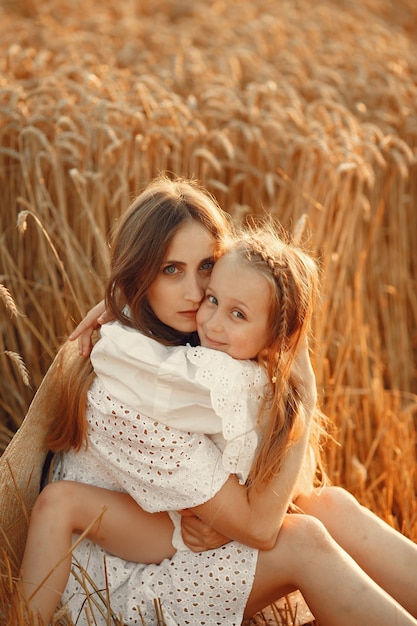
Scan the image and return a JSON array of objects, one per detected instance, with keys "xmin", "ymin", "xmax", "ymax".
[{"xmin": 0, "ymin": 0, "xmax": 416, "ymax": 624}]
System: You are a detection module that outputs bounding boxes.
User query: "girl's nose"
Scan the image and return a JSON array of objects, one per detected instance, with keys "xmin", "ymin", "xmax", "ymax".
[{"xmin": 205, "ymin": 308, "xmax": 222, "ymax": 333}]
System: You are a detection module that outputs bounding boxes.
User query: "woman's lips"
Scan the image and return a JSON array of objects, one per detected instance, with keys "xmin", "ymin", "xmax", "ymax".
[{"xmin": 179, "ymin": 310, "xmax": 198, "ymax": 319}]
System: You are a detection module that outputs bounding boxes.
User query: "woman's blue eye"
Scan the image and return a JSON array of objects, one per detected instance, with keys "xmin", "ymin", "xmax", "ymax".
[
  {"xmin": 208, "ymin": 294, "xmax": 218, "ymax": 305},
  {"xmin": 201, "ymin": 260, "xmax": 215, "ymax": 271},
  {"xmin": 163, "ymin": 265, "xmax": 178, "ymax": 275}
]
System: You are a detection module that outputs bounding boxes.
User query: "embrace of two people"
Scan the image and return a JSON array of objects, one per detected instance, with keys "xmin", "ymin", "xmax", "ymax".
[{"xmin": 4, "ymin": 175, "xmax": 417, "ymax": 626}]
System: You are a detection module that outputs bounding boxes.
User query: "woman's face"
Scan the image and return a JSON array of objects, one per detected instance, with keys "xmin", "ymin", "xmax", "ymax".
[{"xmin": 147, "ymin": 221, "xmax": 216, "ymax": 334}]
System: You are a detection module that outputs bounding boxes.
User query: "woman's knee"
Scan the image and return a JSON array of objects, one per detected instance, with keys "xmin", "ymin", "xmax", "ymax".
[
  {"xmin": 281, "ymin": 514, "xmax": 334, "ymax": 556},
  {"xmin": 258, "ymin": 514, "xmax": 336, "ymax": 585},
  {"xmin": 297, "ymin": 485, "xmax": 361, "ymax": 518},
  {"xmin": 320, "ymin": 486, "xmax": 362, "ymax": 514}
]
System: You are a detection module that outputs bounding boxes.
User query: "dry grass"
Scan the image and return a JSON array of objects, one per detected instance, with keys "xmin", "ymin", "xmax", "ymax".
[{"xmin": 0, "ymin": 0, "xmax": 416, "ymax": 623}]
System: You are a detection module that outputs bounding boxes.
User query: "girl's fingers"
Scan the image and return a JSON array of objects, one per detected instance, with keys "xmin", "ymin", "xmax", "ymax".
[{"xmin": 69, "ymin": 301, "xmax": 107, "ymax": 341}]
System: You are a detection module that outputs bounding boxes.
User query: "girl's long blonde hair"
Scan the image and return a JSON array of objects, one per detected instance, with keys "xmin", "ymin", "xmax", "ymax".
[
  {"xmin": 221, "ymin": 222, "xmax": 328, "ymax": 489},
  {"xmin": 47, "ymin": 175, "xmax": 230, "ymax": 452}
]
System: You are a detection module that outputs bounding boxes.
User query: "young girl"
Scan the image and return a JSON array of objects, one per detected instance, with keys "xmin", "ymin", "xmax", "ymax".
[{"xmin": 16, "ymin": 177, "xmax": 417, "ymax": 626}]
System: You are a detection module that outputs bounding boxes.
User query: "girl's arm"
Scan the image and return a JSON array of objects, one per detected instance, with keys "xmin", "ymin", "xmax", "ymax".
[{"xmin": 69, "ymin": 300, "xmax": 112, "ymax": 356}]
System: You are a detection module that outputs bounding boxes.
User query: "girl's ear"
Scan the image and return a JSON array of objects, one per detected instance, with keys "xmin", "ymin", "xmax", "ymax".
[{"xmin": 257, "ymin": 347, "xmax": 270, "ymax": 362}]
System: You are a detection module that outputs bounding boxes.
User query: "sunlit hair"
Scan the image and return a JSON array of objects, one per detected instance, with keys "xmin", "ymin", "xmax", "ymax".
[
  {"xmin": 220, "ymin": 222, "xmax": 328, "ymax": 489},
  {"xmin": 47, "ymin": 175, "xmax": 231, "ymax": 452},
  {"xmin": 106, "ymin": 175, "xmax": 231, "ymax": 346}
]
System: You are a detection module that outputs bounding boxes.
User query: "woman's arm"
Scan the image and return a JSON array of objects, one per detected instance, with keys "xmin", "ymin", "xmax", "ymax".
[
  {"xmin": 86, "ymin": 323, "xmax": 316, "ymax": 552},
  {"xmin": 179, "ymin": 509, "xmax": 230, "ymax": 551},
  {"xmin": 90, "ymin": 334, "xmax": 315, "ymax": 552},
  {"xmin": 190, "ymin": 430, "xmax": 311, "ymax": 550},
  {"xmin": 189, "ymin": 339, "xmax": 317, "ymax": 550}
]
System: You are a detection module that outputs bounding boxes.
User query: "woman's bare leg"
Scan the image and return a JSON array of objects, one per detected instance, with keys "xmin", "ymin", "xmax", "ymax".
[
  {"xmin": 296, "ymin": 486, "xmax": 417, "ymax": 617},
  {"xmin": 244, "ymin": 514, "xmax": 417, "ymax": 626},
  {"xmin": 18, "ymin": 480, "xmax": 175, "ymax": 623}
]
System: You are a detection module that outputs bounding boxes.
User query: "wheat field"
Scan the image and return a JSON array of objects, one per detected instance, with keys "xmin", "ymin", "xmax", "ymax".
[{"xmin": 0, "ymin": 0, "xmax": 416, "ymax": 624}]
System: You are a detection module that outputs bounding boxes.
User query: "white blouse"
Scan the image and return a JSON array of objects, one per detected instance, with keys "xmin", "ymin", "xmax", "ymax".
[{"xmin": 91, "ymin": 321, "xmax": 271, "ymax": 486}]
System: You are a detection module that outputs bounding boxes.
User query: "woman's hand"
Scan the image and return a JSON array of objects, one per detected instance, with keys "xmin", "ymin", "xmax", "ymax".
[
  {"xmin": 69, "ymin": 300, "xmax": 112, "ymax": 356},
  {"xmin": 178, "ymin": 509, "xmax": 230, "ymax": 552},
  {"xmin": 185, "ymin": 340, "xmax": 319, "ymax": 550},
  {"xmin": 290, "ymin": 336, "xmax": 317, "ymax": 417}
]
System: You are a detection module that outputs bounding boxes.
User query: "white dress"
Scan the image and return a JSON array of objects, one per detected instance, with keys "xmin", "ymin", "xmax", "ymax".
[{"xmin": 52, "ymin": 322, "xmax": 270, "ymax": 625}]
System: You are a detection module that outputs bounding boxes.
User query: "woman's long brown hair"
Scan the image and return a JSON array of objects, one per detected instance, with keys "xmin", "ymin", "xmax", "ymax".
[{"xmin": 46, "ymin": 175, "xmax": 230, "ymax": 452}]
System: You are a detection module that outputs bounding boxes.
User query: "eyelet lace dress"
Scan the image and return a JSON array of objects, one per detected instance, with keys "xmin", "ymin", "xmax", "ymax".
[{"xmin": 52, "ymin": 322, "xmax": 270, "ymax": 625}]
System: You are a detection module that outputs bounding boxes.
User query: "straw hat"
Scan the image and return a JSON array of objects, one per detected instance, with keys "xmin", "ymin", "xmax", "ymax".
[{"xmin": 0, "ymin": 339, "xmax": 80, "ymax": 576}]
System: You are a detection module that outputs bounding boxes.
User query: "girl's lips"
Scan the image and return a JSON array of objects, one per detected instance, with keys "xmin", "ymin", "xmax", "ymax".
[{"xmin": 202, "ymin": 334, "xmax": 226, "ymax": 349}]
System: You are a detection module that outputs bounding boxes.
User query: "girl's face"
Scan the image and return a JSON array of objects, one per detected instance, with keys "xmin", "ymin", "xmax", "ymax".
[
  {"xmin": 197, "ymin": 254, "xmax": 271, "ymax": 360},
  {"xmin": 147, "ymin": 221, "xmax": 216, "ymax": 334}
]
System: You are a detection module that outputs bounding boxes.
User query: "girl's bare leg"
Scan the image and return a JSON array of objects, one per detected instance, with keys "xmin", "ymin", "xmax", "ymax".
[
  {"xmin": 296, "ymin": 486, "xmax": 417, "ymax": 617},
  {"xmin": 244, "ymin": 514, "xmax": 417, "ymax": 626},
  {"xmin": 18, "ymin": 480, "xmax": 175, "ymax": 623}
]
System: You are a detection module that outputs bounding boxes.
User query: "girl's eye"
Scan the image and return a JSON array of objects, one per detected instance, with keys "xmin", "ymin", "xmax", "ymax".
[
  {"xmin": 163, "ymin": 265, "xmax": 179, "ymax": 275},
  {"xmin": 207, "ymin": 294, "xmax": 218, "ymax": 305},
  {"xmin": 232, "ymin": 310, "xmax": 244, "ymax": 319},
  {"xmin": 201, "ymin": 260, "xmax": 215, "ymax": 272}
]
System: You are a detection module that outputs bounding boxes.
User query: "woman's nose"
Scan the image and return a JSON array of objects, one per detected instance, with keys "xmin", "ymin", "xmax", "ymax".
[{"xmin": 184, "ymin": 273, "xmax": 205, "ymax": 303}]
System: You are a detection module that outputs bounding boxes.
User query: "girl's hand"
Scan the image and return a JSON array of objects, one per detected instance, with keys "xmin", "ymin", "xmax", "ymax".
[
  {"xmin": 69, "ymin": 300, "xmax": 112, "ymax": 356},
  {"xmin": 178, "ymin": 509, "xmax": 230, "ymax": 552}
]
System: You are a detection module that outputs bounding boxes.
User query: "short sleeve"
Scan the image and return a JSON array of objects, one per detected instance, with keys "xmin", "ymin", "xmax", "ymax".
[
  {"xmin": 84, "ymin": 377, "xmax": 231, "ymax": 512},
  {"xmin": 91, "ymin": 322, "xmax": 271, "ymax": 483}
]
